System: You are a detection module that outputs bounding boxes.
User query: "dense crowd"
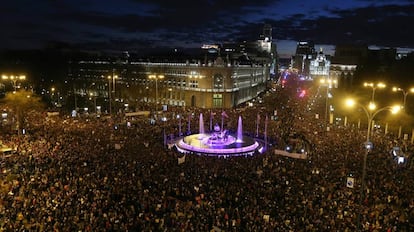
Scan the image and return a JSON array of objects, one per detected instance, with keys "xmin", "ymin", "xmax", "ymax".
[{"xmin": 0, "ymin": 88, "xmax": 413, "ymax": 231}]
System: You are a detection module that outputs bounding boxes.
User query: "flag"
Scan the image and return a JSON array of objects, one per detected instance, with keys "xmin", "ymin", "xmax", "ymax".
[
  {"xmin": 221, "ymin": 111, "xmax": 229, "ymax": 118},
  {"xmin": 178, "ymin": 155, "xmax": 186, "ymax": 165}
]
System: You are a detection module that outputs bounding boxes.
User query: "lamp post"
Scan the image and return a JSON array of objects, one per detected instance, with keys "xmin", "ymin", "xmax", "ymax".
[
  {"xmin": 392, "ymin": 87, "xmax": 414, "ymax": 138},
  {"xmin": 51, "ymin": 87, "xmax": 56, "ymax": 106},
  {"xmin": 148, "ymin": 74, "xmax": 164, "ymax": 104},
  {"xmin": 392, "ymin": 87, "xmax": 414, "ymax": 109},
  {"xmin": 89, "ymin": 92, "xmax": 97, "ymax": 114},
  {"xmin": 320, "ymin": 77, "xmax": 337, "ymax": 126},
  {"xmin": 2, "ymin": 75, "xmax": 26, "ymax": 92},
  {"xmin": 346, "ymin": 99, "xmax": 400, "ymax": 230},
  {"xmin": 107, "ymin": 74, "xmax": 118, "ymax": 115},
  {"xmin": 363, "ymin": 82, "xmax": 386, "ymax": 103},
  {"xmin": 51, "ymin": 87, "xmax": 61, "ymax": 108}
]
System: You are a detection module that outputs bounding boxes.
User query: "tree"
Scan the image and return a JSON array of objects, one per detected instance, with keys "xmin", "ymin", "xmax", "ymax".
[{"xmin": 0, "ymin": 90, "xmax": 45, "ymax": 134}]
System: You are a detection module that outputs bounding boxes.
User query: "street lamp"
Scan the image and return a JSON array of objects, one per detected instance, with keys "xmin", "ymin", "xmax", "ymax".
[
  {"xmin": 319, "ymin": 77, "xmax": 337, "ymax": 126},
  {"xmin": 345, "ymin": 98, "xmax": 400, "ymax": 230},
  {"xmin": 107, "ymin": 74, "xmax": 118, "ymax": 115},
  {"xmin": 148, "ymin": 74, "xmax": 164, "ymax": 104},
  {"xmin": 89, "ymin": 92, "xmax": 97, "ymax": 114},
  {"xmin": 2, "ymin": 75, "xmax": 26, "ymax": 92},
  {"xmin": 392, "ymin": 87, "xmax": 414, "ymax": 109},
  {"xmin": 51, "ymin": 87, "xmax": 56, "ymax": 106},
  {"xmin": 363, "ymin": 82, "xmax": 386, "ymax": 102}
]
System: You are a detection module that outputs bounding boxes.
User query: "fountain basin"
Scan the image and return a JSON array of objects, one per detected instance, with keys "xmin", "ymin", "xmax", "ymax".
[{"xmin": 175, "ymin": 133, "xmax": 261, "ymax": 157}]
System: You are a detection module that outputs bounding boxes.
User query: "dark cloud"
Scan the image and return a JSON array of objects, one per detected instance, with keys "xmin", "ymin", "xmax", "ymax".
[
  {"xmin": 260, "ymin": 4, "xmax": 414, "ymax": 48},
  {"xmin": 0, "ymin": 0, "xmax": 412, "ymax": 54}
]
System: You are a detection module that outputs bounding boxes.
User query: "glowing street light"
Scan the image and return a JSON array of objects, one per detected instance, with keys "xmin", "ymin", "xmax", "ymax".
[
  {"xmin": 2, "ymin": 75, "xmax": 26, "ymax": 92},
  {"xmin": 320, "ymin": 77, "xmax": 337, "ymax": 126},
  {"xmin": 148, "ymin": 74, "xmax": 164, "ymax": 104},
  {"xmin": 363, "ymin": 82, "xmax": 386, "ymax": 102},
  {"xmin": 346, "ymin": 98, "xmax": 400, "ymax": 230},
  {"xmin": 89, "ymin": 92, "xmax": 97, "ymax": 114},
  {"xmin": 392, "ymin": 87, "xmax": 414, "ymax": 109},
  {"xmin": 107, "ymin": 74, "xmax": 118, "ymax": 115}
]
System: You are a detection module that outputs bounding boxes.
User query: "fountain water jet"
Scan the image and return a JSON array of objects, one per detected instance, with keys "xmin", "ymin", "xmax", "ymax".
[
  {"xmin": 175, "ymin": 114, "xmax": 262, "ymax": 157},
  {"xmin": 199, "ymin": 113, "xmax": 205, "ymax": 134},
  {"xmin": 236, "ymin": 116, "xmax": 243, "ymax": 142}
]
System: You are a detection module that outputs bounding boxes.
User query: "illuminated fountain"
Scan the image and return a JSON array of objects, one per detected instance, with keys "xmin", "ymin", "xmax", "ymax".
[{"xmin": 175, "ymin": 113, "xmax": 263, "ymax": 157}]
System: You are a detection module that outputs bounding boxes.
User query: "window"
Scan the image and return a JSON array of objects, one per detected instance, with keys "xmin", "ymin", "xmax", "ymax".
[
  {"xmin": 213, "ymin": 94, "xmax": 222, "ymax": 107},
  {"xmin": 190, "ymin": 80, "xmax": 198, "ymax": 88},
  {"xmin": 213, "ymin": 74, "xmax": 223, "ymax": 89}
]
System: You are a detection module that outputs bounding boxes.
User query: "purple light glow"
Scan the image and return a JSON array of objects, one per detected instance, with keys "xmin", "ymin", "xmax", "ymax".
[{"xmin": 175, "ymin": 133, "xmax": 262, "ymax": 157}]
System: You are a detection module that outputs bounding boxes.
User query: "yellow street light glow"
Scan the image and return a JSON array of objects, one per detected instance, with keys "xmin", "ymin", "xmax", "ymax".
[
  {"xmin": 368, "ymin": 102, "xmax": 376, "ymax": 110},
  {"xmin": 391, "ymin": 105, "xmax": 401, "ymax": 114},
  {"xmin": 392, "ymin": 86, "xmax": 413, "ymax": 92},
  {"xmin": 364, "ymin": 82, "xmax": 373, "ymax": 87},
  {"xmin": 345, "ymin": 98, "xmax": 355, "ymax": 107},
  {"xmin": 364, "ymin": 82, "xmax": 385, "ymax": 88},
  {"xmin": 148, "ymin": 74, "xmax": 164, "ymax": 79},
  {"xmin": 377, "ymin": 83, "xmax": 386, "ymax": 88}
]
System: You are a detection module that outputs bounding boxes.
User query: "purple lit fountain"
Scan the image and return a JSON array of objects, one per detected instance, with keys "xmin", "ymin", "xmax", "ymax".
[{"xmin": 175, "ymin": 113, "xmax": 262, "ymax": 157}]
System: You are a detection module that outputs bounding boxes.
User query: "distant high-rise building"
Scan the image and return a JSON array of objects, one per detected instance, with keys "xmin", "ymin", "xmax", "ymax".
[
  {"xmin": 292, "ymin": 41, "xmax": 316, "ymax": 78},
  {"xmin": 260, "ymin": 24, "xmax": 272, "ymax": 41}
]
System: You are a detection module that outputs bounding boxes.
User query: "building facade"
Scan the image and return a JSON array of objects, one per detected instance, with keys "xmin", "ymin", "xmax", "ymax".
[
  {"xmin": 69, "ymin": 56, "xmax": 269, "ymax": 111},
  {"xmin": 292, "ymin": 41, "xmax": 316, "ymax": 78},
  {"xmin": 310, "ymin": 48, "xmax": 331, "ymax": 83},
  {"xmin": 330, "ymin": 44, "xmax": 367, "ymax": 89}
]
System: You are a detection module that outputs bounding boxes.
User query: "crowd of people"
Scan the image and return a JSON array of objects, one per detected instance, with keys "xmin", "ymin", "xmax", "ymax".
[{"xmin": 0, "ymin": 86, "xmax": 413, "ymax": 231}]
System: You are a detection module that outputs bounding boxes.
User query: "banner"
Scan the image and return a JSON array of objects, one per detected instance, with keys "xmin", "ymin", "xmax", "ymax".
[
  {"xmin": 274, "ymin": 149, "xmax": 307, "ymax": 159},
  {"xmin": 178, "ymin": 155, "xmax": 186, "ymax": 165}
]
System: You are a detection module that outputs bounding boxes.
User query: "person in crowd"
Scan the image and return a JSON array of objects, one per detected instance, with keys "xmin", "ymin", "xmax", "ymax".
[{"xmin": 0, "ymin": 87, "xmax": 412, "ymax": 231}]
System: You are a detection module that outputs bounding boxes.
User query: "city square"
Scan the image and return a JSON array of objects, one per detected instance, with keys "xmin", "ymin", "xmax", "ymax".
[{"xmin": 1, "ymin": 0, "xmax": 414, "ymax": 231}]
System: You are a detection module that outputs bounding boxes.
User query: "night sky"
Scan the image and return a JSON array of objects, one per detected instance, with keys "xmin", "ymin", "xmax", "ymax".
[{"xmin": 1, "ymin": 0, "xmax": 413, "ymax": 57}]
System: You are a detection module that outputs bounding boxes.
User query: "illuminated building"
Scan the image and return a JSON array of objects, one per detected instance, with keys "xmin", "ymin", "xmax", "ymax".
[
  {"xmin": 68, "ymin": 24, "xmax": 275, "ymax": 110},
  {"xmin": 310, "ymin": 48, "xmax": 331, "ymax": 82},
  {"xmin": 69, "ymin": 53, "xmax": 269, "ymax": 110},
  {"xmin": 292, "ymin": 41, "xmax": 316, "ymax": 78}
]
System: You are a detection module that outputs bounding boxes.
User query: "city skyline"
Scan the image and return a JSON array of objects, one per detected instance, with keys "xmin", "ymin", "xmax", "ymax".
[{"xmin": 1, "ymin": 0, "xmax": 413, "ymax": 57}]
